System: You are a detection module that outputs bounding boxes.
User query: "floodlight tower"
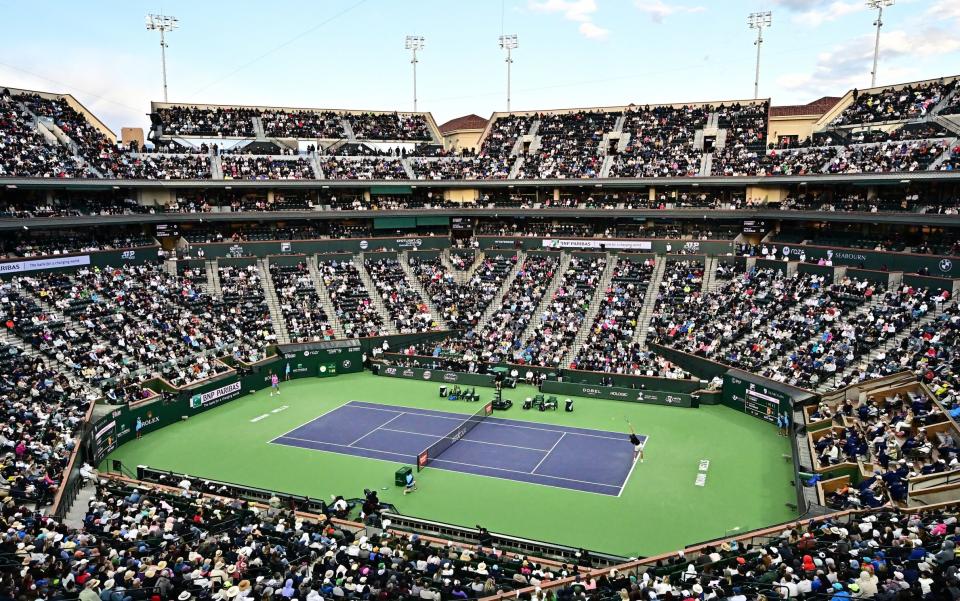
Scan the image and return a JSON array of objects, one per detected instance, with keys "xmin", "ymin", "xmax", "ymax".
[
  {"xmin": 499, "ymin": 34, "xmax": 518, "ymax": 112},
  {"xmin": 748, "ymin": 12, "xmax": 772, "ymax": 100},
  {"xmin": 866, "ymin": 0, "xmax": 894, "ymax": 88},
  {"xmin": 405, "ymin": 35, "xmax": 425, "ymax": 112},
  {"xmin": 145, "ymin": 13, "xmax": 178, "ymax": 102}
]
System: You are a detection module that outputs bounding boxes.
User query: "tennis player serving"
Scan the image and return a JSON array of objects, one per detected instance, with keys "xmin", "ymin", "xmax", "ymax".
[{"xmin": 627, "ymin": 420, "xmax": 644, "ymax": 463}]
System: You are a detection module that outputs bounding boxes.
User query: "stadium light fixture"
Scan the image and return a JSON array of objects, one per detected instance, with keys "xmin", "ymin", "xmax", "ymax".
[
  {"xmin": 499, "ymin": 34, "xmax": 518, "ymax": 112},
  {"xmin": 866, "ymin": 0, "xmax": 894, "ymax": 88},
  {"xmin": 145, "ymin": 13, "xmax": 178, "ymax": 102},
  {"xmin": 405, "ymin": 35, "xmax": 425, "ymax": 112},
  {"xmin": 747, "ymin": 12, "xmax": 772, "ymax": 100}
]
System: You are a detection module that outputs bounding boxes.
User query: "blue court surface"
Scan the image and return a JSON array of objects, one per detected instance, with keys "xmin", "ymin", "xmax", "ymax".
[{"xmin": 270, "ymin": 400, "xmax": 646, "ymax": 495}]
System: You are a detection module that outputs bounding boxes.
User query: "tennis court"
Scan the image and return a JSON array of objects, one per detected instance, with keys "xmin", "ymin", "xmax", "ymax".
[{"xmin": 270, "ymin": 400, "xmax": 645, "ymax": 495}]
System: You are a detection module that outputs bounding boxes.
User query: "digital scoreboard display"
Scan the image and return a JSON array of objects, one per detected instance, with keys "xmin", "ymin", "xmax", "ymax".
[
  {"xmin": 742, "ymin": 220, "xmax": 768, "ymax": 234},
  {"xmin": 722, "ymin": 373, "xmax": 791, "ymax": 424},
  {"xmin": 451, "ymin": 217, "xmax": 475, "ymax": 231},
  {"xmin": 155, "ymin": 224, "xmax": 181, "ymax": 238}
]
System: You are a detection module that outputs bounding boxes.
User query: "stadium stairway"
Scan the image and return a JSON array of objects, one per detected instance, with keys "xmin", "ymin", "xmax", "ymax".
[
  {"xmin": 632, "ymin": 254, "xmax": 667, "ymax": 348},
  {"xmin": 355, "ymin": 253, "xmax": 399, "ymax": 335},
  {"xmin": 693, "ymin": 128, "xmax": 704, "ymax": 150},
  {"xmin": 700, "ymin": 256, "xmax": 718, "ymax": 292},
  {"xmin": 928, "ymin": 136, "xmax": 959, "ymax": 168},
  {"xmin": 715, "ymin": 128, "xmax": 728, "ymax": 150},
  {"xmin": 934, "ymin": 114, "xmax": 960, "ymax": 136},
  {"xmin": 517, "ymin": 253, "xmax": 573, "ymax": 349},
  {"xmin": 440, "ymin": 249, "xmax": 481, "ymax": 284},
  {"xmin": 399, "ymin": 157, "xmax": 416, "ymax": 179},
  {"xmin": 251, "ymin": 117, "xmax": 265, "ymax": 139},
  {"xmin": 475, "ymin": 251, "xmax": 526, "ymax": 331},
  {"xmin": 794, "ymin": 427, "xmax": 814, "ymax": 473},
  {"xmin": 699, "ymin": 153, "xmax": 712, "ymax": 177},
  {"xmin": 258, "ymin": 258, "xmax": 291, "ymax": 345},
  {"xmin": 508, "ymin": 157, "xmax": 524, "ymax": 179},
  {"xmin": 306, "ymin": 256, "xmax": 346, "ymax": 339},
  {"xmin": 210, "ymin": 155, "xmax": 224, "ymax": 179},
  {"xmin": 398, "ymin": 250, "xmax": 448, "ymax": 330},
  {"xmin": 204, "ymin": 260, "xmax": 222, "ymax": 297},
  {"xmin": 599, "ymin": 155, "xmax": 614, "ymax": 178},
  {"xmin": 162, "ymin": 259, "xmax": 177, "ymax": 277},
  {"xmin": 341, "ymin": 118, "xmax": 357, "ymax": 142},
  {"xmin": 310, "ymin": 151, "xmax": 325, "ymax": 179},
  {"xmin": 930, "ymin": 87, "xmax": 960, "ymax": 119},
  {"xmin": 563, "ymin": 254, "xmax": 618, "ymax": 367}
]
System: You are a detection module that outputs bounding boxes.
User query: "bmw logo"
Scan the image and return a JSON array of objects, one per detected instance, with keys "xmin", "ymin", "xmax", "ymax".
[
  {"xmin": 342, "ymin": 360, "xmax": 352, "ymax": 368},
  {"xmin": 940, "ymin": 259, "xmax": 953, "ymax": 273}
]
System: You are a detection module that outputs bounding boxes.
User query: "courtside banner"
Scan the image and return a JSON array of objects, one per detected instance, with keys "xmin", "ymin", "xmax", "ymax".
[
  {"xmin": 191, "ymin": 381, "xmax": 242, "ymax": 408},
  {"xmin": 539, "ymin": 381, "xmax": 695, "ymax": 408},
  {"xmin": 541, "ymin": 239, "xmax": 653, "ymax": 250},
  {"xmin": 0, "ymin": 255, "xmax": 90, "ymax": 274}
]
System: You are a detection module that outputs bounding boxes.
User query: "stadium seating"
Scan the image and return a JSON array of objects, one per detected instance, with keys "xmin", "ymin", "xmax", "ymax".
[{"xmin": 319, "ymin": 259, "xmax": 390, "ymax": 338}]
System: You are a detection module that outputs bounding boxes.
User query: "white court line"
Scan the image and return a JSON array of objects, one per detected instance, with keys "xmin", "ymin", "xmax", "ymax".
[
  {"xmin": 348, "ymin": 412, "xmax": 406, "ymax": 447},
  {"xmin": 250, "ymin": 414, "xmax": 270, "ymax": 423},
  {"xmin": 618, "ymin": 435, "xmax": 649, "ymax": 497},
  {"xmin": 344, "ymin": 401, "xmax": 626, "ymax": 441},
  {"xmin": 271, "ymin": 405, "xmax": 289, "ymax": 414},
  {"xmin": 270, "ymin": 434, "xmax": 620, "ymax": 496},
  {"xmin": 275, "ymin": 435, "xmax": 618, "ymax": 490},
  {"xmin": 378, "ymin": 427, "xmax": 552, "ymax": 453},
  {"xmin": 531, "ymin": 432, "xmax": 565, "ymax": 475},
  {"xmin": 431, "ymin": 455, "xmax": 620, "ymax": 490},
  {"xmin": 268, "ymin": 402, "xmax": 354, "ymax": 444}
]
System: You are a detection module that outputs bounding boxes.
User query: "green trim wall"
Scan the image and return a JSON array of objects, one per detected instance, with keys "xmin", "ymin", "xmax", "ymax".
[
  {"xmin": 190, "ymin": 236, "xmax": 448, "ymax": 258},
  {"xmin": 374, "ymin": 364, "xmax": 497, "ymax": 388},
  {"xmin": 89, "ymin": 347, "xmax": 361, "ymax": 463},
  {"xmin": 0, "ymin": 245, "xmax": 161, "ymax": 277},
  {"xmin": 539, "ymin": 381, "xmax": 697, "ymax": 408}
]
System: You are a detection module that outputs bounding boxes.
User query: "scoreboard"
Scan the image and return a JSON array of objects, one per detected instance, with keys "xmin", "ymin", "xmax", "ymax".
[
  {"xmin": 742, "ymin": 220, "xmax": 768, "ymax": 234},
  {"xmin": 155, "ymin": 224, "xmax": 180, "ymax": 238},
  {"xmin": 451, "ymin": 217, "xmax": 475, "ymax": 231},
  {"xmin": 722, "ymin": 372, "xmax": 791, "ymax": 424}
]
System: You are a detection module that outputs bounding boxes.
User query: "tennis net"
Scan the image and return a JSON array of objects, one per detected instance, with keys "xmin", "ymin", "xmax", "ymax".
[{"xmin": 416, "ymin": 402, "xmax": 494, "ymax": 471}]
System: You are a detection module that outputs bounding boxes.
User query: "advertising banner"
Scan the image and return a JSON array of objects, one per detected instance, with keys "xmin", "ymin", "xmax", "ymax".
[
  {"xmin": 539, "ymin": 380, "xmax": 695, "ymax": 408},
  {"xmin": 0, "ymin": 255, "xmax": 90, "ymax": 274},
  {"xmin": 376, "ymin": 364, "xmax": 497, "ymax": 388}
]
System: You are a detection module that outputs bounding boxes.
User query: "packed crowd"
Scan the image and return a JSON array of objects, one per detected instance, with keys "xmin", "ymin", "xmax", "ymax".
[
  {"xmin": 155, "ymin": 106, "xmax": 257, "ymax": 137},
  {"xmin": 516, "ymin": 111, "xmax": 616, "ymax": 179},
  {"xmin": 261, "ymin": 110, "xmax": 345, "ymax": 139},
  {"xmin": 347, "ymin": 112, "xmax": 433, "ymax": 141},
  {"xmin": 421, "ymin": 254, "xmax": 559, "ymax": 365},
  {"xmin": 407, "ymin": 253, "xmax": 515, "ymax": 332},
  {"xmin": 269, "ymin": 262, "xmax": 336, "ymax": 342},
  {"xmin": 513, "ymin": 255, "xmax": 608, "ymax": 366},
  {"xmin": 222, "ymin": 156, "xmax": 316, "ymax": 180},
  {"xmin": 570, "ymin": 257, "xmax": 667, "ymax": 376},
  {"xmin": 609, "ymin": 105, "xmax": 707, "ymax": 178},
  {"xmin": 0, "ymin": 90, "xmax": 86, "ymax": 178},
  {"xmin": 319, "ymin": 259, "xmax": 390, "ymax": 338},
  {"xmin": 319, "ymin": 157, "xmax": 408, "ymax": 180},
  {"xmin": 363, "ymin": 257, "xmax": 438, "ymax": 334},
  {"xmin": 832, "ymin": 79, "xmax": 957, "ymax": 126}
]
